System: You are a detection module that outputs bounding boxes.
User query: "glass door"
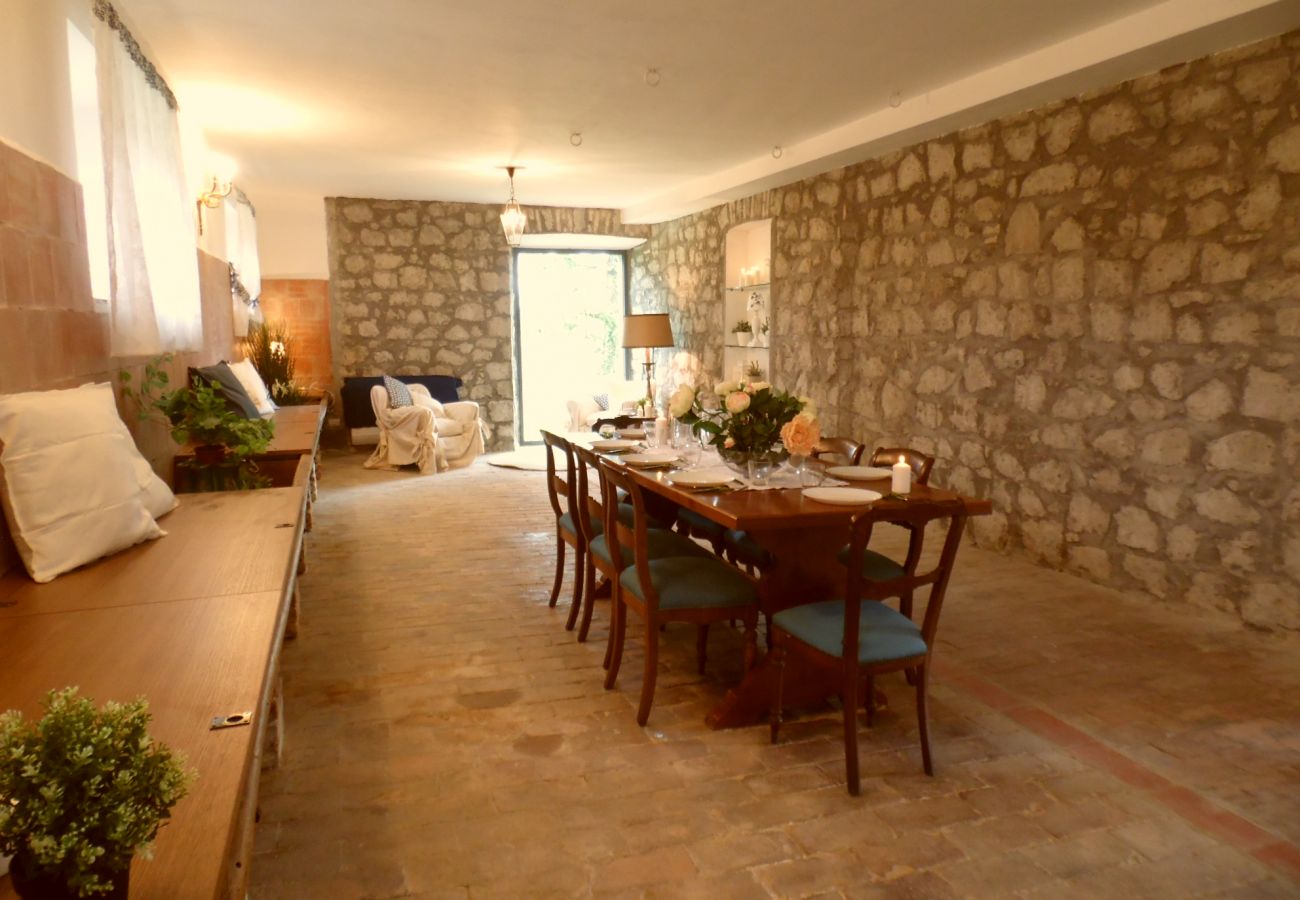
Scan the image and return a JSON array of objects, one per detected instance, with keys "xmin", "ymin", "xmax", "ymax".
[{"xmin": 513, "ymin": 250, "xmax": 628, "ymax": 444}]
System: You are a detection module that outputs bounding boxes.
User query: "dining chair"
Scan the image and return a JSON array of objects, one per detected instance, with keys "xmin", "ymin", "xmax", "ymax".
[
  {"xmin": 600, "ymin": 458, "xmax": 760, "ymax": 726},
  {"xmin": 769, "ymin": 498, "xmax": 968, "ymax": 794},
  {"xmin": 812, "ymin": 436, "xmax": 865, "ymax": 467},
  {"xmin": 861, "ymin": 446, "xmax": 937, "ymax": 621},
  {"xmin": 572, "ymin": 444, "xmax": 709, "ymax": 645},
  {"xmin": 868, "ymin": 446, "xmax": 935, "ymax": 484},
  {"xmin": 541, "ymin": 430, "xmax": 586, "ymax": 619}
]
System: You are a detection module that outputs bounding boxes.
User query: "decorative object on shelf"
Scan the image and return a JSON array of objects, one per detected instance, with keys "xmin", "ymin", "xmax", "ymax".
[
  {"xmin": 745, "ymin": 360, "xmax": 765, "ymax": 380},
  {"xmin": 747, "ymin": 291, "xmax": 767, "ymax": 342},
  {"xmin": 0, "ymin": 687, "xmax": 191, "ymax": 900},
  {"xmin": 673, "ymin": 381, "xmax": 816, "ymax": 479},
  {"xmin": 244, "ymin": 320, "xmax": 308, "ymax": 405},
  {"xmin": 121, "ymin": 355, "xmax": 274, "ymax": 490},
  {"xmin": 499, "ymin": 165, "xmax": 526, "ymax": 246},
  {"xmin": 622, "ymin": 313, "xmax": 675, "ymax": 410},
  {"xmin": 731, "ymin": 319, "xmax": 753, "ymax": 346}
]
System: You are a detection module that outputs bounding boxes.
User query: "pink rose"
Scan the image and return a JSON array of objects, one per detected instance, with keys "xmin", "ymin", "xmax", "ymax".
[
  {"xmin": 780, "ymin": 413, "xmax": 821, "ymax": 457},
  {"xmin": 724, "ymin": 436, "xmax": 736, "ymax": 448},
  {"xmin": 725, "ymin": 391, "xmax": 751, "ymax": 414}
]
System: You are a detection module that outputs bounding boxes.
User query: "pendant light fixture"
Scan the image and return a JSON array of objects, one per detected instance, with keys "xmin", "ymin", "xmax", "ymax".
[{"xmin": 499, "ymin": 165, "xmax": 526, "ymax": 246}]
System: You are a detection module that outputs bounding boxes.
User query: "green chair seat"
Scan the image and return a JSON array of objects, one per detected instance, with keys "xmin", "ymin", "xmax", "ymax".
[
  {"xmin": 620, "ymin": 557, "xmax": 758, "ymax": 611},
  {"xmin": 558, "ymin": 512, "xmax": 590, "ymax": 538},
  {"xmin": 589, "ymin": 529, "xmax": 708, "ymax": 567},
  {"xmin": 835, "ymin": 545, "xmax": 907, "ymax": 581},
  {"xmin": 560, "ymin": 503, "xmax": 639, "ymax": 539},
  {"xmin": 773, "ymin": 599, "xmax": 928, "ymax": 664},
  {"xmin": 724, "ymin": 529, "xmax": 772, "ymax": 568}
]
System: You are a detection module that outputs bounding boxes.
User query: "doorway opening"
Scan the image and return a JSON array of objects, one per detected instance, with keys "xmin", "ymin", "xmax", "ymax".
[{"xmin": 513, "ymin": 250, "xmax": 629, "ymax": 444}]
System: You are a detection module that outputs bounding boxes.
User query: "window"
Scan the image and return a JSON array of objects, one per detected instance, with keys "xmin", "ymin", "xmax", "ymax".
[{"xmin": 66, "ymin": 20, "xmax": 110, "ymax": 306}]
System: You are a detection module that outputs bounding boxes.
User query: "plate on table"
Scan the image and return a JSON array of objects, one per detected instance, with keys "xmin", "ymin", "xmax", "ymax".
[
  {"xmin": 616, "ymin": 428, "xmax": 646, "ymax": 439},
  {"xmin": 668, "ymin": 467, "xmax": 736, "ymax": 488},
  {"xmin": 803, "ymin": 487, "xmax": 883, "ymax": 506},
  {"xmin": 826, "ymin": 465, "xmax": 893, "ymax": 482},
  {"xmin": 622, "ymin": 450, "xmax": 680, "ymax": 468},
  {"xmin": 591, "ymin": 439, "xmax": 640, "ymax": 452}
]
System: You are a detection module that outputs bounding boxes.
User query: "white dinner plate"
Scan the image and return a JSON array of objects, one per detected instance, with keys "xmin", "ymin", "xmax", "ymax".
[
  {"xmin": 826, "ymin": 465, "xmax": 893, "ymax": 482},
  {"xmin": 622, "ymin": 450, "xmax": 680, "ymax": 467},
  {"xmin": 591, "ymin": 439, "xmax": 640, "ymax": 451},
  {"xmin": 802, "ymin": 487, "xmax": 883, "ymax": 506},
  {"xmin": 668, "ymin": 467, "xmax": 736, "ymax": 488}
]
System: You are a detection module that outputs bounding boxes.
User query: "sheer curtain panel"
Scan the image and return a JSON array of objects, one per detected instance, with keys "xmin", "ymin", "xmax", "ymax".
[
  {"xmin": 225, "ymin": 191, "xmax": 261, "ymax": 338},
  {"xmin": 94, "ymin": 2, "xmax": 202, "ymax": 355}
]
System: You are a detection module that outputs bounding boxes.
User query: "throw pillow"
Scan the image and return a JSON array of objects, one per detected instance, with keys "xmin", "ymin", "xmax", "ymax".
[
  {"xmin": 383, "ymin": 375, "xmax": 413, "ymax": 408},
  {"xmin": 592, "ymin": 392, "xmax": 610, "ymax": 411},
  {"xmin": 0, "ymin": 385, "xmax": 163, "ymax": 583},
  {"xmin": 226, "ymin": 359, "xmax": 277, "ymax": 417},
  {"xmin": 194, "ymin": 363, "xmax": 261, "ymax": 419},
  {"xmin": 75, "ymin": 384, "xmax": 178, "ymax": 520}
]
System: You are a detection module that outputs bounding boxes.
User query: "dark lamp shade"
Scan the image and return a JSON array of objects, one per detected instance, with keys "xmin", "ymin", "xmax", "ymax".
[{"xmin": 622, "ymin": 313, "xmax": 674, "ymax": 349}]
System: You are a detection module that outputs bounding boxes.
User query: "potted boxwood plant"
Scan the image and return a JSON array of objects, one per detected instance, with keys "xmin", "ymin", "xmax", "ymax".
[
  {"xmin": 731, "ymin": 319, "xmax": 753, "ymax": 346},
  {"xmin": 0, "ymin": 688, "xmax": 191, "ymax": 899},
  {"xmin": 122, "ymin": 356, "xmax": 274, "ymax": 490}
]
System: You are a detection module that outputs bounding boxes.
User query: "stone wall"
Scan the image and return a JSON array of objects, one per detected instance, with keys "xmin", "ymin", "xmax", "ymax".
[
  {"xmin": 628, "ymin": 33, "xmax": 1300, "ymax": 631},
  {"xmin": 325, "ymin": 199, "xmax": 649, "ymax": 449}
]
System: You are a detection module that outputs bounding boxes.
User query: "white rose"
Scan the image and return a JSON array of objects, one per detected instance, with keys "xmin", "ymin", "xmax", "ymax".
[
  {"xmin": 749, "ymin": 381, "xmax": 771, "ymax": 393},
  {"xmin": 668, "ymin": 385, "xmax": 695, "ymax": 418},
  {"xmin": 725, "ymin": 391, "xmax": 751, "ymax": 414},
  {"xmin": 714, "ymin": 380, "xmax": 738, "ymax": 397}
]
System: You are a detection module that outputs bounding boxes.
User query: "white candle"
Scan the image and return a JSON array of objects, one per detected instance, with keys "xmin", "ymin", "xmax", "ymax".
[
  {"xmin": 654, "ymin": 416, "xmax": 669, "ymax": 448},
  {"xmin": 891, "ymin": 455, "xmax": 912, "ymax": 494}
]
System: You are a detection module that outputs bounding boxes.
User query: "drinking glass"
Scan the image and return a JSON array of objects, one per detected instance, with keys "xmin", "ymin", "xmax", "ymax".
[{"xmin": 598, "ymin": 424, "xmax": 615, "ymax": 439}]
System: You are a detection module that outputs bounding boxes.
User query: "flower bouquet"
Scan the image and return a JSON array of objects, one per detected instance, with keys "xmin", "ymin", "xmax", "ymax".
[{"xmin": 670, "ymin": 380, "xmax": 817, "ymax": 478}]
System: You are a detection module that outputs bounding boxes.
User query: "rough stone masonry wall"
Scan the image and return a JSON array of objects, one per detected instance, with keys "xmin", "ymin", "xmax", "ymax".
[
  {"xmin": 325, "ymin": 200, "xmax": 648, "ymax": 449},
  {"xmin": 631, "ymin": 32, "xmax": 1300, "ymax": 631}
]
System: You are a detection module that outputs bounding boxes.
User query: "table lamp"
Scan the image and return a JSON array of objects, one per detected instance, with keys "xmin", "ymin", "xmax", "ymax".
[{"xmin": 622, "ymin": 313, "xmax": 675, "ymax": 409}]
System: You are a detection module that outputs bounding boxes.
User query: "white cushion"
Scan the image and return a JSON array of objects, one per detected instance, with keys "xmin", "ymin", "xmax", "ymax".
[
  {"xmin": 0, "ymin": 385, "xmax": 163, "ymax": 583},
  {"xmin": 73, "ymin": 384, "xmax": 177, "ymax": 520},
  {"xmin": 433, "ymin": 417, "xmax": 465, "ymax": 437},
  {"xmin": 228, "ymin": 359, "xmax": 276, "ymax": 417},
  {"xmin": 411, "ymin": 388, "xmax": 446, "ymax": 418}
]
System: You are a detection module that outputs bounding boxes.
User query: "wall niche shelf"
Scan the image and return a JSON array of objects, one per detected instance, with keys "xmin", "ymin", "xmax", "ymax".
[{"xmin": 723, "ymin": 219, "xmax": 774, "ymax": 382}]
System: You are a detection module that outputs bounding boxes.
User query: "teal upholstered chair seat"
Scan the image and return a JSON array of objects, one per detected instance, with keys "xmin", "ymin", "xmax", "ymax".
[
  {"xmin": 589, "ymin": 529, "xmax": 708, "ymax": 567},
  {"xmin": 725, "ymin": 528, "xmax": 772, "ymax": 569},
  {"xmin": 834, "ymin": 545, "xmax": 907, "ymax": 582},
  {"xmin": 562, "ymin": 503, "xmax": 637, "ymax": 539},
  {"xmin": 558, "ymin": 511, "xmax": 591, "ymax": 538},
  {"xmin": 773, "ymin": 599, "xmax": 927, "ymax": 664},
  {"xmin": 620, "ymin": 557, "xmax": 758, "ymax": 611}
]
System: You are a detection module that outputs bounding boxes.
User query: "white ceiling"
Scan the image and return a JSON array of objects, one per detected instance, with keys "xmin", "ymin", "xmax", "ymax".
[{"xmin": 122, "ymin": 0, "xmax": 1300, "ymax": 222}]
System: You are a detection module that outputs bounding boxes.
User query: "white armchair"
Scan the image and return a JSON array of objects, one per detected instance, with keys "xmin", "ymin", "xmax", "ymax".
[
  {"xmin": 364, "ymin": 383, "xmax": 486, "ymax": 473},
  {"xmin": 564, "ymin": 380, "xmax": 646, "ymax": 431}
]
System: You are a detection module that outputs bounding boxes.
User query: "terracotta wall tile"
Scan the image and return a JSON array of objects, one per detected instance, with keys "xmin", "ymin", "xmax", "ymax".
[
  {"xmin": 35, "ymin": 166, "xmax": 60, "ymax": 238},
  {"xmin": 26, "ymin": 234, "xmax": 54, "ymax": 307},
  {"xmin": 2, "ymin": 145, "xmax": 37, "ymax": 232},
  {"xmin": 1, "ymin": 226, "xmax": 30, "ymax": 305}
]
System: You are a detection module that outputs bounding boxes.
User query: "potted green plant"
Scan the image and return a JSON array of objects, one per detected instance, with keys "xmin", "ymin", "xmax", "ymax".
[
  {"xmin": 731, "ymin": 319, "xmax": 753, "ymax": 347},
  {"xmin": 122, "ymin": 356, "xmax": 274, "ymax": 490},
  {"xmin": 243, "ymin": 320, "xmax": 308, "ymax": 405},
  {"xmin": 0, "ymin": 688, "xmax": 191, "ymax": 899}
]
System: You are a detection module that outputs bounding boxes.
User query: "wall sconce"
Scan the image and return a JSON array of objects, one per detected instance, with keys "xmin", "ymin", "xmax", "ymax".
[{"xmin": 196, "ymin": 154, "xmax": 238, "ymax": 236}]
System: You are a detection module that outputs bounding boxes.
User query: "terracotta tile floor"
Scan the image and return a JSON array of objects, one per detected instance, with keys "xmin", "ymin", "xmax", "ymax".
[{"xmin": 250, "ymin": 450, "xmax": 1300, "ymax": 898}]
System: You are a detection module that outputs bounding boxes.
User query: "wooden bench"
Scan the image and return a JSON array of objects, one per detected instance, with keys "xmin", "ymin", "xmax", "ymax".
[{"xmin": 0, "ymin": 407, "xmax": 326, "ymax": 899}]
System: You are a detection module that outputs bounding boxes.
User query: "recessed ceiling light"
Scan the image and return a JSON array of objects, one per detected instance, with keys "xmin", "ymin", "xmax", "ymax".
[
  {"xmin": 889, "ymin": 91, "xmax": 902, "ymax": 108},
  {"xmin": 644, "ymin": 67, "xmax": 661, "ymax": 87},
  {"xmin": 772, "ymin": 146, "xmax": 783, "ymax": 159},
  {"xmin": 570, "ymin": 132, "xmax": 583, "ymax": 147}
]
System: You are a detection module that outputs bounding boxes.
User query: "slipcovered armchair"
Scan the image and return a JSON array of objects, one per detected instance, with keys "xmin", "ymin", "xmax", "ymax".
[{"xmin": 364, "ymin": 384, "xmax": 485, "ymax": 473}]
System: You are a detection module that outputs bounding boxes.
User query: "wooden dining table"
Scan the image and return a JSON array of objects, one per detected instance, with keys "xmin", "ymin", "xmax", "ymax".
[{"xmin": 614, "ymin": 456, "xmax": 993, "ymax": 728}]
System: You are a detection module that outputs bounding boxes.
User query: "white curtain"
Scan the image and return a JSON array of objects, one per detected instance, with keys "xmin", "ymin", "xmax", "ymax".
[
  {"xmin": 95, "ymin": 9, "xmax": 202, "ymax": 355},
  {"xmin": 225, "ymin": 191, "xmax": 261, "ymax": 338}
]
